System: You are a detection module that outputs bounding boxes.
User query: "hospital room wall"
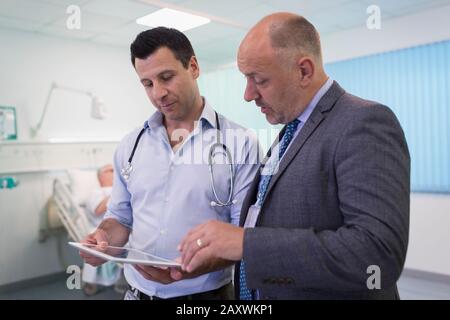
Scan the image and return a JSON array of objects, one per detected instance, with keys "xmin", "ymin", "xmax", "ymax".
[
  {"xmin": 0, "ymin": 29, "xmax": 151, "ymax": 287},
  {"xmin": 0, "ymin": 172, "xmax": 79, "ymax": 287},
  {"xmin": 0, "ymin": 28, "xmax": 151, "ymax": 142}
]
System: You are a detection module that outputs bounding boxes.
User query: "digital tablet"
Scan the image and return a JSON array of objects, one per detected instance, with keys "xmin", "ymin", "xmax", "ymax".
[{"xmin": 69, "ymin": 242, "xmax": 181, "ymax": 268}]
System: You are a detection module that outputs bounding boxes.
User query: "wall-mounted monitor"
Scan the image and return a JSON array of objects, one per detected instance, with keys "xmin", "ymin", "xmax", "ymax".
[{"xmin": 0, "ymin": 106, "xmax": 17, "ymax": 141}]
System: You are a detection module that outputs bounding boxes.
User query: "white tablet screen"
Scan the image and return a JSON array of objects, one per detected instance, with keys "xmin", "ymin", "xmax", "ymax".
[{"xmin": 69, "ymin": 242, "xmax": 181, "ymax": 267}]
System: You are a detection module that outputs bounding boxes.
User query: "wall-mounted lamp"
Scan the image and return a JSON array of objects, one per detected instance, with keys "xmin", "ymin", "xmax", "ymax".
[{"xmin": 30, "ymin": 82, "xmax": 107, "ymax": 138}]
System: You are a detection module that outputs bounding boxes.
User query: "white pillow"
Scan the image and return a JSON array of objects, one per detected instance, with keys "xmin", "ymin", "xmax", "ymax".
[{"xmin": 67, "ymin": 169, "xmax": 100, "ymax": 207}]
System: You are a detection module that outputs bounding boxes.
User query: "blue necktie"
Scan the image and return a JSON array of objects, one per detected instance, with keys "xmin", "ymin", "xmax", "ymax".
[{"xmin": 239, "ymin": 119, "xmax": 300, "ymax": 300}]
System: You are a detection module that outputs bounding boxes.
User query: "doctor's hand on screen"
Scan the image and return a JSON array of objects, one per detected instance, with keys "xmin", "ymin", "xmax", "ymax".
[
  {"xmin": 79, "ymin": 229, "xmax": 110, "ymax": 267},
  {"xmin": 134, "ymin": 256, "xmax": 232, "ymax": 285},
  {"xmin": 177, "ymin": 220, "xmax": 244, "ymax": 273},
  {"xmin": 133, "ymin": 263, "xmax": 183, "ymax": 285}
]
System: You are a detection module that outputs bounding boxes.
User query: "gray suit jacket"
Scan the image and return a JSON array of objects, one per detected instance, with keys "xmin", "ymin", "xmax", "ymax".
[{"xmin": 235, "ymin": 81, "xmax": 410, "ymax": 300}]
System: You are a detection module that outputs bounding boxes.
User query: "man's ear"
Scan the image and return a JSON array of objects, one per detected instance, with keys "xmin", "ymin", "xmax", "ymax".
[
  {"xmin": 297, "ymin": 57, "xmax": 314, "ymax": 87},
  {"xmin": 189, "ymin": 56, "xmax": 200, "ymax": 79}
]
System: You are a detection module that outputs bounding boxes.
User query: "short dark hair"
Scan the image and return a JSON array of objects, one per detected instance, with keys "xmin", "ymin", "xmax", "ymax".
[
  {"xmin": 269, "ymin": 16, "xmax": 322, "ymax": 60},
  {"xmin": 130, "ymin": 27, "xmax": 195, "ymax": 68}
]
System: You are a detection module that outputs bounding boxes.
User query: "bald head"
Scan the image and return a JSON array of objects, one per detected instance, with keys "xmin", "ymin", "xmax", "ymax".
[
  {"xmin": 240, "ymin": 12, "xmax": 323, "ymax": 65},
  {"xmin": 237, "ymin": 13, "xmax": 329, "ymax": 125}
]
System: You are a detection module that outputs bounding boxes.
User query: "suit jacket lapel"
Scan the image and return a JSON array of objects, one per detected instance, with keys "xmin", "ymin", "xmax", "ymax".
[
  {"xmin": 261, "ymin": 81, "xmax": 346, "ymax": 212},
  {"xmin": 261, "ymin": 112, "xmax": 324, "ymax": 205}
]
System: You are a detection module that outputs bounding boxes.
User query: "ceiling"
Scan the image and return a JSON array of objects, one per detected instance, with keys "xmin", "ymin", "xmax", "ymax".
[{"xmin": 0, "ymin": 0, "xmax": 449, "ymax": 69}]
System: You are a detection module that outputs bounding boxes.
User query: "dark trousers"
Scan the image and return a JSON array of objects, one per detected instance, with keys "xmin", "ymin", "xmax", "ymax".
[{"xmin": 126, "ymin": 282, "xmax": 234, "ymax": 300}]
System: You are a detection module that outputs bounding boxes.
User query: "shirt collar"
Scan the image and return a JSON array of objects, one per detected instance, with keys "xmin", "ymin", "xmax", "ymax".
[
  {"xmin": 146, "ymin": 109, "xmax": 163, "ymax": 131},
  {"xmin": 198, "ymin": 98, "xmax": 217, "ymax": 129},
  {"xmin": 145, "ymin": 97, "xmax": 217, "ymax": 131},
  {"xmin": 297, "ymin": 77, "xmax": 334, "ymax": 123}
]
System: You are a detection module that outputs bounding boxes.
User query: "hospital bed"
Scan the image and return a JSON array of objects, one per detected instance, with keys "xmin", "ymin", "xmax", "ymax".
[
  {"xmin": 48, "ymin": 170, "xmax": 125, "ymax": 295},
  {"xmin": 51, "ymin": 176, "xmax": 91, "ymax": 242}
]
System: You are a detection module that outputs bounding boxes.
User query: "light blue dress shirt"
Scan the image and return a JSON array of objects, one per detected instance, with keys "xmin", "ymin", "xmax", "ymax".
[{"xmin": 104, "ymin": 99, "xmax": 261, "ymax": 298}]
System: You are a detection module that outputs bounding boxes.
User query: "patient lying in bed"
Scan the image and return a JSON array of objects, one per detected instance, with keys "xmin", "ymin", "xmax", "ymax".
[
  {"xmin": 85, "ymin": 164, "xmax": 113, "ymax": 226},
  {"xmin": 82, "ymin": 164, "xmax": 122, "ymax": 295}
]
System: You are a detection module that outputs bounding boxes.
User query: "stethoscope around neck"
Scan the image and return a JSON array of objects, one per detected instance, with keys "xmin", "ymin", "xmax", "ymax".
[{"xmin": 120, "ymin": 112, "xmax": 236, "ymax": 207}]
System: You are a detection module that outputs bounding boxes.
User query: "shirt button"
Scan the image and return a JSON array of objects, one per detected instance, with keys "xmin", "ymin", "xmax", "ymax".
[
  {"xmin": 160, "ymin": 229, "xmax": 167, "ymax": 235},
  {"xmin": 164, "ymin": 197, "xmax": 169, "ymax": 202}
]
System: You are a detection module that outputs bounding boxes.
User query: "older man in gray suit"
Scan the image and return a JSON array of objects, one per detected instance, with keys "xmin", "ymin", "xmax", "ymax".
[{"xmin": 177, "ymin": 12, "xmax": 410, "ymax": 300}]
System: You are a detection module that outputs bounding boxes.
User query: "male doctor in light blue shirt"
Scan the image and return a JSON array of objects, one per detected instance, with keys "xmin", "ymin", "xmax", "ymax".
[{"xmin": 79, "ymin": 27, "xmax": 260, "ymax": 300}]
